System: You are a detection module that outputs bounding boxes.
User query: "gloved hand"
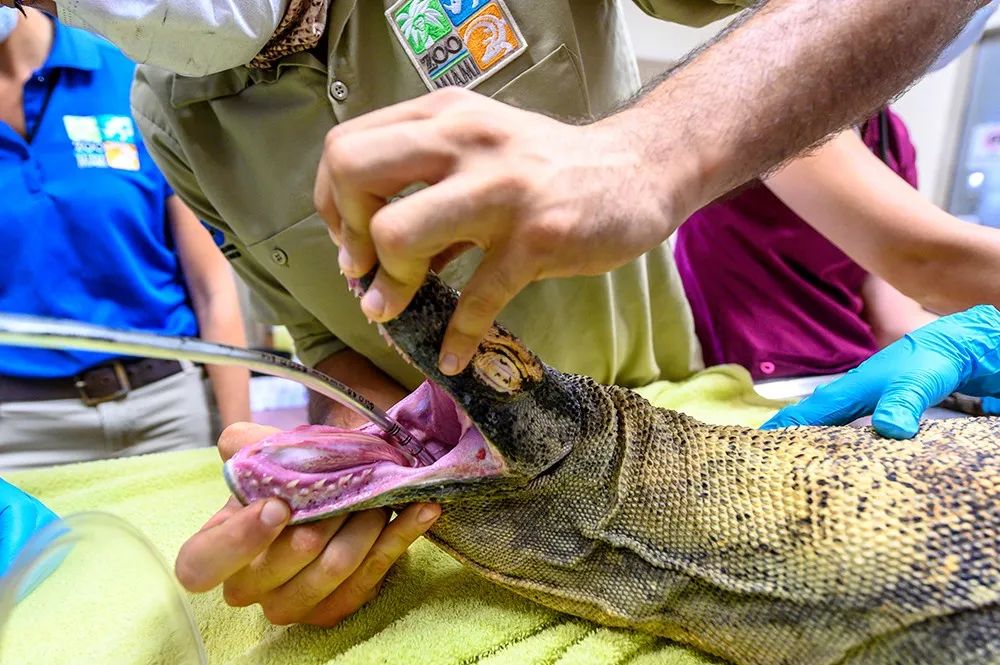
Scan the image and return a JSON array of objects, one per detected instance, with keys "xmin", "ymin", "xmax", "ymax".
[
  {"xmin": 761, "ymin": 305, "xmax": 1000, "ymax": 439},
  {"xmin": 0, "ymin": 478, "xmax": 59, "ymax": 578}
]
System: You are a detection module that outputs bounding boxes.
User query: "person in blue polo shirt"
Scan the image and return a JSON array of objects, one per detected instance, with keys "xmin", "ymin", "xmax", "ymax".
[{"xmin": 0, "ymin": 6, "xmax": 251, "ymax": 470}]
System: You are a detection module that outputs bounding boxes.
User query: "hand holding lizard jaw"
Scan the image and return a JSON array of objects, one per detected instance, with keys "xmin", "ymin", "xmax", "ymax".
[{"xmin": 314, "ymin": 87, "xmax": 695, "ymax": 377}]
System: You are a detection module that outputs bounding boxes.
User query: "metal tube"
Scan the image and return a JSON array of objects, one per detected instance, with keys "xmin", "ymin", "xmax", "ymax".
[{"xmin": 0, "ymin": 313, "xmax": 418, "ymax": 448}]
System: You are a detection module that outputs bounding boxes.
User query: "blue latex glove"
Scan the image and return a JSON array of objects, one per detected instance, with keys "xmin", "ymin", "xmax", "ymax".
[
  {"xmin": 761, "ymin": 305, "xmax": 1000, "ymax": 439},
  {"xmin": 0, "ymin": 479, "xmax": 59, "ymax": 579}
]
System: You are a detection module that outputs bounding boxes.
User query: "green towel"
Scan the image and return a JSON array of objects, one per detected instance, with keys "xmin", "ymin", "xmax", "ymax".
[{"xmin": 3, "ymin": 365, "xmax": 784, "ymax": 665}]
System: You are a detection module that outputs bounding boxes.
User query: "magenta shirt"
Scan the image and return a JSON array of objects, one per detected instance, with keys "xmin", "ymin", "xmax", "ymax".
[{"xmin": 674, "ymin": 110, "xmax": 919, "ymax": 381}]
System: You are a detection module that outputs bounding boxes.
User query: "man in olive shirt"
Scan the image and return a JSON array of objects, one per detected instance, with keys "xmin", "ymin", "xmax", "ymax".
[
  {"xmin": 6, "ymin": 0, "xmax": 986, "ymax": 630},
  {"xmin": 134, "ymin": 1, "xmax": 709, "ymax": 627}
]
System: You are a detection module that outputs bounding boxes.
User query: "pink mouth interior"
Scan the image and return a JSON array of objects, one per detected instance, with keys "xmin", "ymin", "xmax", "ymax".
[{"xmin": 225, "ymin": 381, "xmax": 507, "ymax": 522}]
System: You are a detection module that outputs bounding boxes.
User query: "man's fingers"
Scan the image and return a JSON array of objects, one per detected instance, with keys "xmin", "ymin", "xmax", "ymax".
[
  {"xmin": 320, "ymin": 120, "xmax": 458, "ymax": 279},
  {"xmin": 429, "ymin": 243, "xmax": 475, "ymax": 274},
  {"xmin": 327, "ymin": 121, "xmax": 456, "ymax": 195},
  {"xmin": 331, "ymin": 94, "xmax": 441, "ymax": 135},
  {"xmin": 300, "ymin": 503, "xmax": 440, "ymax": 627},
  {"xmin": 223, "ymin": 514, "xmax": 349, "ymax": 605},
  {"xmin": 175, "ymin": 499, "xmax": 290, "ymax": 593},
  {"xmin": 217, "ymin": 422, "xmax": 281, "ymax": 461},
  {"xmin": 196, "ymin": 497, "xmax": 243, "ymax": 534},
  {"xmin": 361, "ymin": 263, "xmax": 430, "ymax": 323},
  {"xmin": 330, "ymin": 88, "xmax": 474, "ymax": 136},
  {"xmin": 314, "ymin": 158, "xmax": 342, "ymax": 246},
  {"xmin": 439, "ymin": 251, "xmax": 531, "ymax": 375},
  {"xmin": 260, "ymin": 509, "xmax": 389, "ymax": 625},
  {"xmin": 360, "ymin": 176, "xmax": 506, "ymax": 322},
  {"xmin": 337, "ymin": 191, "xmax": 382, "ymax": 278}
]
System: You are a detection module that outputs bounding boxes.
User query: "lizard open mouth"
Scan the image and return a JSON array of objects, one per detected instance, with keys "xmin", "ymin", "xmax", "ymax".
[{"xmin": 223, "ymin": 381, "xmax": 509, "ymax": 523}]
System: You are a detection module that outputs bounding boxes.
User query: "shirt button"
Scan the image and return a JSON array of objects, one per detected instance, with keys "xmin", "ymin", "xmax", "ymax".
[
  {"xmin": 330, "ymin": 80, "xmax": 349, "ymax": 102},
  {"xmin": 270, "ymin": 248, "xmax": 289, "ymax": 266},
  {"xmin": 759, "ymin": 361, "xmax": 776, "ymax": 376}
]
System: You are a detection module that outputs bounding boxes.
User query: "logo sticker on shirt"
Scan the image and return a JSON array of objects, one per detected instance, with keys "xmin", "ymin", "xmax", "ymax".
[
  {"xmin": 62, "ymin": 115, "xmax": 140, "ymax": 171},
  {"xmin": 386, "ymin": 0, "xmax": 527, "ymax": 92}
]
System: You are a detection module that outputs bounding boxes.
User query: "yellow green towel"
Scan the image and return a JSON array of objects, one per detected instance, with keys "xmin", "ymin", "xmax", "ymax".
[{"xmin": 3, "ymin": 365, "xmax": 785, "ymax": 665}]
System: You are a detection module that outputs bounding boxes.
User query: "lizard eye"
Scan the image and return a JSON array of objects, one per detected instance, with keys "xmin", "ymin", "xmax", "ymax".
[{"xmin": 472, "ymin": 328, "xmax": 543, "ymax": 395}]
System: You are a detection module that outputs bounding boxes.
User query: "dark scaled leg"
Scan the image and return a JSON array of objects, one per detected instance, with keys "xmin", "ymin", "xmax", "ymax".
[
  {"xmin": 938, "ymin": 393, "xmax": 991, "ymax": 418},
  {"xmin": 839, "ymin": 604, "xmax": 1000, "ymax": 665}
]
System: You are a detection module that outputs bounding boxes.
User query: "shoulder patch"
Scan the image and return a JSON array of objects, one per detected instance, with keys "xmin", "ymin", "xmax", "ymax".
[{"xmin": 386, "ymin": 0, "xmax": 527, "ymax": 92}]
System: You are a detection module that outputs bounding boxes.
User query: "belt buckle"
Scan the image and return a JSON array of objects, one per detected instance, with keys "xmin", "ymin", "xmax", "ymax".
[{"xmin": 75, "ymin": 362, "xmax": 131, "ymax": 406}]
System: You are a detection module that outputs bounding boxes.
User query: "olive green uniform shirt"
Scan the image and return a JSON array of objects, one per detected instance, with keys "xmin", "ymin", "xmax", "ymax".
[{"xmin": 131, "ymin": 0, "xmax": 747, "ymax": 390}]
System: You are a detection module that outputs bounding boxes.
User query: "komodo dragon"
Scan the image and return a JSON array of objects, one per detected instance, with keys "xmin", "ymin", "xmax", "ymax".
[{"xmin": 226, "ymin": 271, "xmax": 1000, "ymax": 665}]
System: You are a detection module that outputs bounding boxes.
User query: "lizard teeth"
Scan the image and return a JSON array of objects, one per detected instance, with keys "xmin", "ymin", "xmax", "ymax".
[
  {"xmin": 262, "ymin": 475, "xmax": 273, "ymax": 484},
  {"xmin": 338, "ymin": 474, "xmax": 353, "ymax": 488},
  {"xmin": 312, "ymin": 479, "xmax": 327, "ymax": 489},
  {"xmin": 286, "ymin": 480, "xmax": 300, "ymax": 489}
]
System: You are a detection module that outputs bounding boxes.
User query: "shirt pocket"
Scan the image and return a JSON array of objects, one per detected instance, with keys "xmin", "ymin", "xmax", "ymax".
[
  {"xmin": 244, "ymin": 212, "xmax": 348, "ymax": 326},
  {"xmin": 488, "ymin": 45, "xmax": 591, "ymax": 122}
]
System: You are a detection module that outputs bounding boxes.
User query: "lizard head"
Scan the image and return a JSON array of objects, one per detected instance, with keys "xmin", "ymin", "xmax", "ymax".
[{"xmin": 224, "ymin": 270, "xmax": 583, "ymax": 523}]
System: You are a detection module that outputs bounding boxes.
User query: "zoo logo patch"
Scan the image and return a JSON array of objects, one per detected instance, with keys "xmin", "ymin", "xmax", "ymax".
[
  {"xmin": 387, "ymin": 0, "xmax": 527, "ymax": 92},
  {"xmin": 62, "ymin": 115, "xmax": 140, "ymax": 171}
]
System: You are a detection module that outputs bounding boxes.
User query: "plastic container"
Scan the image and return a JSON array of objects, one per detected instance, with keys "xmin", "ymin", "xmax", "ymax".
[{"xmin": 0, "ymin": 512, "xmax": 206, "ymax": 664}]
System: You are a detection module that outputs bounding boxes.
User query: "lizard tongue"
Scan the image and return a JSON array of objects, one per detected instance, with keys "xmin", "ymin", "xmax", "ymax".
[{"xmin": 256, "ymin": 430, "xmax": 418, "ymax": 472}]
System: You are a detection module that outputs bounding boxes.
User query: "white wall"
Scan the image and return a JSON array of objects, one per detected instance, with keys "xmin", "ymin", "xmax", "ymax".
[{"xmin": 620, "ymin": 2, "xmax": 976, "ymax": 204}]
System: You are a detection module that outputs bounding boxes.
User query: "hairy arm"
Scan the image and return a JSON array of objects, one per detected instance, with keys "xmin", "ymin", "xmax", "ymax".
[
  {"xmin": 323, "ymin": 0, "xmax": 987, "ymax": 375},
  {"xmin": 169, "ymin": 196, "xmax": 252, "ymax": 428},
  {"xmin": 307, "ymin": 349, "xmax": 408, "ymax": 427},
  {"xmin": 765, "ymin": 130, "xmax": 1000, "ymax": 313},
  {"xmin": 620, "ymin": 0, "xmax": 987, "ymax": 213}
]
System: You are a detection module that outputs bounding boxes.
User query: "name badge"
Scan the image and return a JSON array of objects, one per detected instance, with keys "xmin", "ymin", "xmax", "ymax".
[{"xmin": 387, "ymin": 0, "xmax": 528, "ymax": 92}]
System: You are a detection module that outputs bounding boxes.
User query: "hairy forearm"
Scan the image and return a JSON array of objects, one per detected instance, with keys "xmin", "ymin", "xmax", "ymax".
[
  {"xmin": 766, "ymin": 131, "xmax": 1000, "ymax": 314},
  {"xmin": 308, "ymin": 349, "xmax": 408, "ymax": 427},
  {"xmin": 616, "ymin": 0, "xmax": 985, "ymax": 218}
]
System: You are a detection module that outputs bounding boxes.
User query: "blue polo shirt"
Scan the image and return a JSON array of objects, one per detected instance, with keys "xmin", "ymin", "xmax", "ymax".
[{"xmin": 0, "ymin": 20, "xmax": 199, "ymax": 379}]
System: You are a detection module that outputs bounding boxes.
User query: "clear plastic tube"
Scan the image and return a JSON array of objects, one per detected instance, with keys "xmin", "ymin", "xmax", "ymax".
[{"xmin": 0, "ymin": 512, "xmax": 206, "ymax": 664}]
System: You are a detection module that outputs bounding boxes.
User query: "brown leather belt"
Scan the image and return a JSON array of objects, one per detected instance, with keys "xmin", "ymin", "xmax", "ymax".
[{"xmin": 0, "ymin": 358, "xmax": 185, "ymax": 406}]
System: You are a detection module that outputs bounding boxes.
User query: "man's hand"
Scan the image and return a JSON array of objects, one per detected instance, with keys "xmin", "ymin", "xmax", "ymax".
[
  {"xmin": 762, "ymin": 306, "xmax": 1000, "ymax": 439},
  {"xmin": 315, "ymin": 87, "xmax": 696, "ymax": 376},
  {"xmin": 175, "ymin": 422, "xmax": 440, "ymax": 626}
]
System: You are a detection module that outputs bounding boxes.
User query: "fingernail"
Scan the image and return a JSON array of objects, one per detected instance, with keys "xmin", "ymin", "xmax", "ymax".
[
  {"xmin": 260, "ymin": 500, "xmax": 289, "ymax": 527},
  {"xmin": 417, "ymin": 504, "xmax": 439, "ymax": 525},
  {"xmin": 362, "ymin": 288, "xmax": 386, "ymax": 321},
  {"xmin": 439, "ymin": 353, "xmax": 459, "ymax": 375},
  {"xmin": 338, "ymin": 246, "xmax": 354, "ymax": 275}
]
